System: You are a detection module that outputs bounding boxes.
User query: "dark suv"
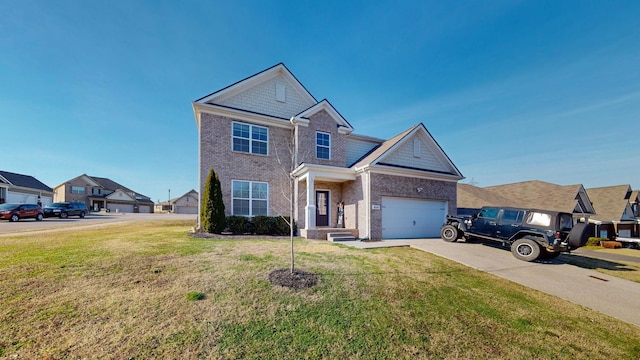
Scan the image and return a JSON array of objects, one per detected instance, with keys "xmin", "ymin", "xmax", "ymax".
[
  {"xmin": 43, "ymin": 202, "xmax": 88, "ymax": 219},
  {"xmin": 0, "ymin": 203, "xmax": 44, "ymax": 222},
  {"xmin": 441, "ymin": 206, "xmax": 590, "ymax": 262}
]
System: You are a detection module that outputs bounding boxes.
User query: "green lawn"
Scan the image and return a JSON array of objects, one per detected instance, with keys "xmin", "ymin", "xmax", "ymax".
[{"xmin": 0, "ymin": 220, "xmax": 638, "ymax": 359}]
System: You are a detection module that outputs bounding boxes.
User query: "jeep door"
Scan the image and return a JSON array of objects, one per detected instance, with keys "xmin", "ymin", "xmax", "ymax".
[
  {"xmin": 495, "ymin": 209, "xmax": 525, "ymax": 240},
  {"xmin": 471, "ymin": 207, "xmax": 500, "ymax": 237}
]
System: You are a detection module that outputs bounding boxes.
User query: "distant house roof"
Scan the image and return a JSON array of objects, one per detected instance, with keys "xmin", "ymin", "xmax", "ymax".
[
  {"xmin": 458, "ymin": 180, "xmax": 595, "ymax": 215},
  {"xmin": 457, "ymin": 183, "xmax": 519, "ymax": 209},
  {"xmin": 586, "ymin": 185, "xmax": 635, "ymax": 221},
  {"xmin": 0, "ymin": 170, "xmax": 52, "ymax": 193},
  {"xmin": 87, "ymin": 175, "xmax": 153, "ymax": 203}
]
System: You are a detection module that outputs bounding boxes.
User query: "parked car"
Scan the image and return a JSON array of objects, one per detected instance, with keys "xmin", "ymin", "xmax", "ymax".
[
  {"xmin": 0, "ymin": 203, "xmax": 44, "ymax": 222},
  {"xmin": 43, "ymin": 202, "xmax": 88, "ymax": 219},
  {"xmin": 441, "ymin": 206, "xmax": 590, "ymax": 262}
]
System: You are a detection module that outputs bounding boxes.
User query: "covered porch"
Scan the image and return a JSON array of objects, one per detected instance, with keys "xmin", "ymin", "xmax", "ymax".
[{"xmin": 292, "ymin": 163, "xmax": 359, "ymax": 240}]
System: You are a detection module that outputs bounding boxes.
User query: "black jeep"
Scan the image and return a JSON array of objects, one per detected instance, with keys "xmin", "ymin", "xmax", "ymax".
[{"xmin": 440, "ymin": 206, "xmax": 590, "ymax": 262}]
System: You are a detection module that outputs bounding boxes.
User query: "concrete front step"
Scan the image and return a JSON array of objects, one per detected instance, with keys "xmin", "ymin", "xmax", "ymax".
[{"xmin": 327, "ymin": 232, "xmax": 356, "ymax": 242}]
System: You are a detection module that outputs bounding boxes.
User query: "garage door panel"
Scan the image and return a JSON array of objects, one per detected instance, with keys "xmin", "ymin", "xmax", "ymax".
[{"xmin": 382, "ymin": 197, "xmax": 445, "ymax": 239}]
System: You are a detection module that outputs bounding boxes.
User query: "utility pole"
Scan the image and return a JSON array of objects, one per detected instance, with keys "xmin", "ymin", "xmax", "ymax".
[{"xmin": 168, "ymin": 188, "xmax": 171, "ymax": 213}]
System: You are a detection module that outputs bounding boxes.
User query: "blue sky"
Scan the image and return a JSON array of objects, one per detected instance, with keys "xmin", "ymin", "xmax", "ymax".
[{"xmin": 1, "ymin": 0, "xmax": 638, "ymax": 203}]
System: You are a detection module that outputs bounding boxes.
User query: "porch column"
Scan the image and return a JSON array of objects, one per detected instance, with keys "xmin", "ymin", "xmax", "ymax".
[{"xmin": 305, "ymin": 173, "xmax": 316, "ymax": 229}]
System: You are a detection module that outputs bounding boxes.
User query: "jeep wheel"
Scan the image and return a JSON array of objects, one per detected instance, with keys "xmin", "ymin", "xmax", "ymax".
[
  {"xmin": 441, "ymin": 225, "xmax": 459, "ymax": 242},
  {"xmin": 511, "ymin": 238, "xmax": 541, "ymax": 262}
]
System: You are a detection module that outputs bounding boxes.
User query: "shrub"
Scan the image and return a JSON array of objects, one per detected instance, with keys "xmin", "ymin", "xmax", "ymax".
[
  {"xmin": 252, "ymin": 216, "xmax": 274, "ymax": 235},
  {"xmin": 586, "ymin": 237, "xmax": 607, "ymax": 247},
  {"xmin": 226, "ymin": 216, "xmax": 253, "ymax": 234},
  {"xmin": 273, "ymin": 216, "xmax": 296, "ymax": 236},
  {"xmin": 224, "ymin": 215, "xmax": 296, "ymax": 235},
  {"xmin": 601, "ymin": 241, "xmax": 623, "ymax": 249},
  {"xmin": 200, "ymin": 167, "xmax": 226, "ymax": 234}
]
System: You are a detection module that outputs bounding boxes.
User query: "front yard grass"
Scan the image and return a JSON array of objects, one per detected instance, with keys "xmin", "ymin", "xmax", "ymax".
[{"xmin": 0, "ymin": 221, "xmax": 639, "ymax": 359}]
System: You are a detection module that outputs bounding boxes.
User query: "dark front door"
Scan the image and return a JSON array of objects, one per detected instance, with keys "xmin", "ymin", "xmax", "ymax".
[{"xmin": 315, "ymin": 191, "xmax": 329, "ymax": 227}]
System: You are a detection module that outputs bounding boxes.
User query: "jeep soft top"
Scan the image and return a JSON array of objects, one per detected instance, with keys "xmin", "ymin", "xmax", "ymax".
[{"xmin": 441, "ymin": 206, "xmax": 590, "ymax": 262}]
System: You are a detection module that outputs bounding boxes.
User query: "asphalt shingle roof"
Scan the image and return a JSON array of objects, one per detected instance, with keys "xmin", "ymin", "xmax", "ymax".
[
  {"xmin": 0, "ymin": 170, "xmax": 52, "ymax": 192},
  {"xmin": 586, "ymin": 185, "xmax": 633, "ymax": 221}
]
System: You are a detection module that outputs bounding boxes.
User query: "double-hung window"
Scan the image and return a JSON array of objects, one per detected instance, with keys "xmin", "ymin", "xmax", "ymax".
[
  {"xmin": 232, "ymin": 122, "xmax": 268, "ymax": 155},
  {"xmin": 71, "ymin": 186, "xmax": 86, "ymax": 194},
  {"xmin": 316, "ymin": 131, "xmax": 331, "ymax": 160},
  {"xmin": 232, "ymin": 180, "xmax": 268, "ymax": 216}
]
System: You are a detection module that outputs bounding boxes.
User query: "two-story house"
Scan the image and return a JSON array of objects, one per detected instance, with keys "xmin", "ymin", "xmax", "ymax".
[
  {"xmin": 193, "ymin": 64, "xmax": 464, "ymax": 240},
  {"xmin": 54, "ymin": 174, "xmax": 154, "ymax": 213}
]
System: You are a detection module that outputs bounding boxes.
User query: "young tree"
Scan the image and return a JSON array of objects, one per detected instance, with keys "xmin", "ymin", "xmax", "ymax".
[{"xmin": 201, "ymin": 167, "xmax": 226, "ymax": 233}]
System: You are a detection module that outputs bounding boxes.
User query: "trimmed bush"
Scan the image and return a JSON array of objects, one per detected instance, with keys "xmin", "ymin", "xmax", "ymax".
[
  {"xmin": 602, "ymin": 241, "xmax": 623, "ymax": 249},
  {"xmin": 226, "ymin": 216, "xmax": 253, "ymax": 234},
  {"xmin": 252, "ymin": 216, "xmax": 274, "ymax": 235},
  {"xmin": 224, "ymin": 215, "xmax": 296, "ymax": 236},
  {"xmin": 586, "ymin": 237, "xmax": 607, "ymax": 247}
]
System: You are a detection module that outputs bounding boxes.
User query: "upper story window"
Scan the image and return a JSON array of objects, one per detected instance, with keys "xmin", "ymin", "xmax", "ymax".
[
  {"xmin": 316, "ymin": 131, "xmax": 331, "ymax": 160},
  {"xmin": 71, "ymin": 186, "xmax": 86, "ymax": 195},
  {"xmin": 92, "ymin": 188, "xmax": 101, "ymax": 195},
  {"xmin": 232, "ymin": 122, "xmax": 268, "ymax": 155}
]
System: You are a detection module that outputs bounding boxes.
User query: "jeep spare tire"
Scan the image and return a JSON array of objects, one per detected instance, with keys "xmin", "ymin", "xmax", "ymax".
[
  {"xmin": 441, "ymin": 225, "xmax": 459, "ymax": 242},
  {"xmin": 567, "ymin": 222, "xmax": 590, "ymax": 248}
]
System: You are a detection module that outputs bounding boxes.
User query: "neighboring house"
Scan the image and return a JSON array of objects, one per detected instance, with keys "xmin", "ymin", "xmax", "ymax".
[
  {"xmin": 53, "ymin": 174, "xmax": 154, "ymax": 213},
  {"xmin": 457, "ymin": 180, "xmax": 595, "ymax": 219},
  {"xmin": 155, "ymin": 190, "xmax": 199, "ymax": 214},
  {"xmin": 0, "ymin": 170, "xmax": 53, "ymax": 206},
  {"xmin": 586, "ymin": 185, "xmax": 640, "ymax": 239},
  {"xmin": 193, "ymin": 63, "xmax": 464, "ymax": 240}
]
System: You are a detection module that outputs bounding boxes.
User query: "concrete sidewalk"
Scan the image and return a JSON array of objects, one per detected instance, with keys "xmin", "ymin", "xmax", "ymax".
[{"xmin": 340, "ymin": 238, "xmax": 640, "ymax": 328}]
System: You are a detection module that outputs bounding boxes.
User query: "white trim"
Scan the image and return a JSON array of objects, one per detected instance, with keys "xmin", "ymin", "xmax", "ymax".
[
  {"xmin": 315, "ymin": 189, "xmax": 331, "ymax": 227},
  {"xmin": 316, "ymin": 131, "xmax": 331, "ymax": 160},
  {"xmin": 295, "ymin": 100, "xmax": 353, "ymax": 134},
  {"xmin": 231, "ymin": 121, "xmax": 269, "ymax": 156},
  {"xmin": 196, "ymin": 64, "xmax": 316, "ymax": 106},
  {"xmin": 193, "ymin": 103, "xmax": 293, "ymax": 129},
  {"xmin": 356, "ymin": 164, "xmax": 461, "ymax": 182},
  {"xmin": 231, "ymin": 179, "xmax": 269, "ymax": 217},
  {"xmin": 291, "ymin": 163, "xmax": 356, "ymax": 182}
]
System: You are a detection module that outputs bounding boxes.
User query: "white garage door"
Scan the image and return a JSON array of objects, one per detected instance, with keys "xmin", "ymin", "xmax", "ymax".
[
  {"xmin": 382, "ymin": 197, "xmax": 446, "ymax": 239},
  {"xmin": 138, "ymin": 205, "xmax": 152, "ymax": 213},
  {"xmin": 107, "ymin": 204, "xmax": 134, "ymax": 213},
  {"xmin": 176, "ymin": 206, "xmax": 198, "ymax": 214}
]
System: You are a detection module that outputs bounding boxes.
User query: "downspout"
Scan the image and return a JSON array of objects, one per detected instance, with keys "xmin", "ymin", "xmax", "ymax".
[
  {"xmin": 365, "ymin": 170, "xmax": 371, "ymax": 239},
  {"xmin": 197, "ymin": 109, "xmax": 202, "ymax": 230}
]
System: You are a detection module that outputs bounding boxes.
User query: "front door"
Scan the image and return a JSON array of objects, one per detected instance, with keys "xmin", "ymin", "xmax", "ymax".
[{"xmin": 315, "ymin": 191, "xmax": 329, "ymax": 227}]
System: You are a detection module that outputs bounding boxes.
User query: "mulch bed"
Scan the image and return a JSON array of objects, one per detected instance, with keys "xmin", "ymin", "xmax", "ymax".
[{"xmin": 269, "ymin": 269, "xmax": 318, "ymax": 289}]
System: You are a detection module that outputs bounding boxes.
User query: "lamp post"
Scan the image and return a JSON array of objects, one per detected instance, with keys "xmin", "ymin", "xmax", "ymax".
[{"xmin": 168, "ymin": 188, "xmax": 171, "ymax": 213}]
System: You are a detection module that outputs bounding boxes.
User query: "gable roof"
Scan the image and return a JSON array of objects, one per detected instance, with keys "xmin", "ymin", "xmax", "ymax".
[
  {"xmin": 352, "ymin": 123, "xmax": 463, "ymax": 180},
  {"xmin": 459, "ymin": 180, "xmax": 595, "ymax": 214},
  {"xmin": 193, "ymin": 63, "xmax": 318, "ymax": 126},
  {"xmin": 0, "ymin": 170, "xmax": 52, "ymax": 192},
  {"xmin": 293, "ymin": 99, "xmax": 354, "ymax": 134},
  {"xmin": 586, "ymin": 185, "xmax": 635, "ymax": 221},
  {"xmin": 457, "ymin": 183, "xmax": 519, "ymax": 209},
  {"xmin": 195, "ymin": 63, "xmax": 317, "ymax": 104},
  {"xmin": 484, "ymin": 180, "xmax": 593, "ymax": 214},
  {"xmin": 65, "ymin": 175, "xmax": 154, "ymax": 203}
]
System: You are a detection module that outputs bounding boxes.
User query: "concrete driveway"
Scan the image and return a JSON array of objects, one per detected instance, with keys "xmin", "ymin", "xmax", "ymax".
[{"xmin": 344, "ymin": 238, "xmax": 640, "ymax": 328}]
